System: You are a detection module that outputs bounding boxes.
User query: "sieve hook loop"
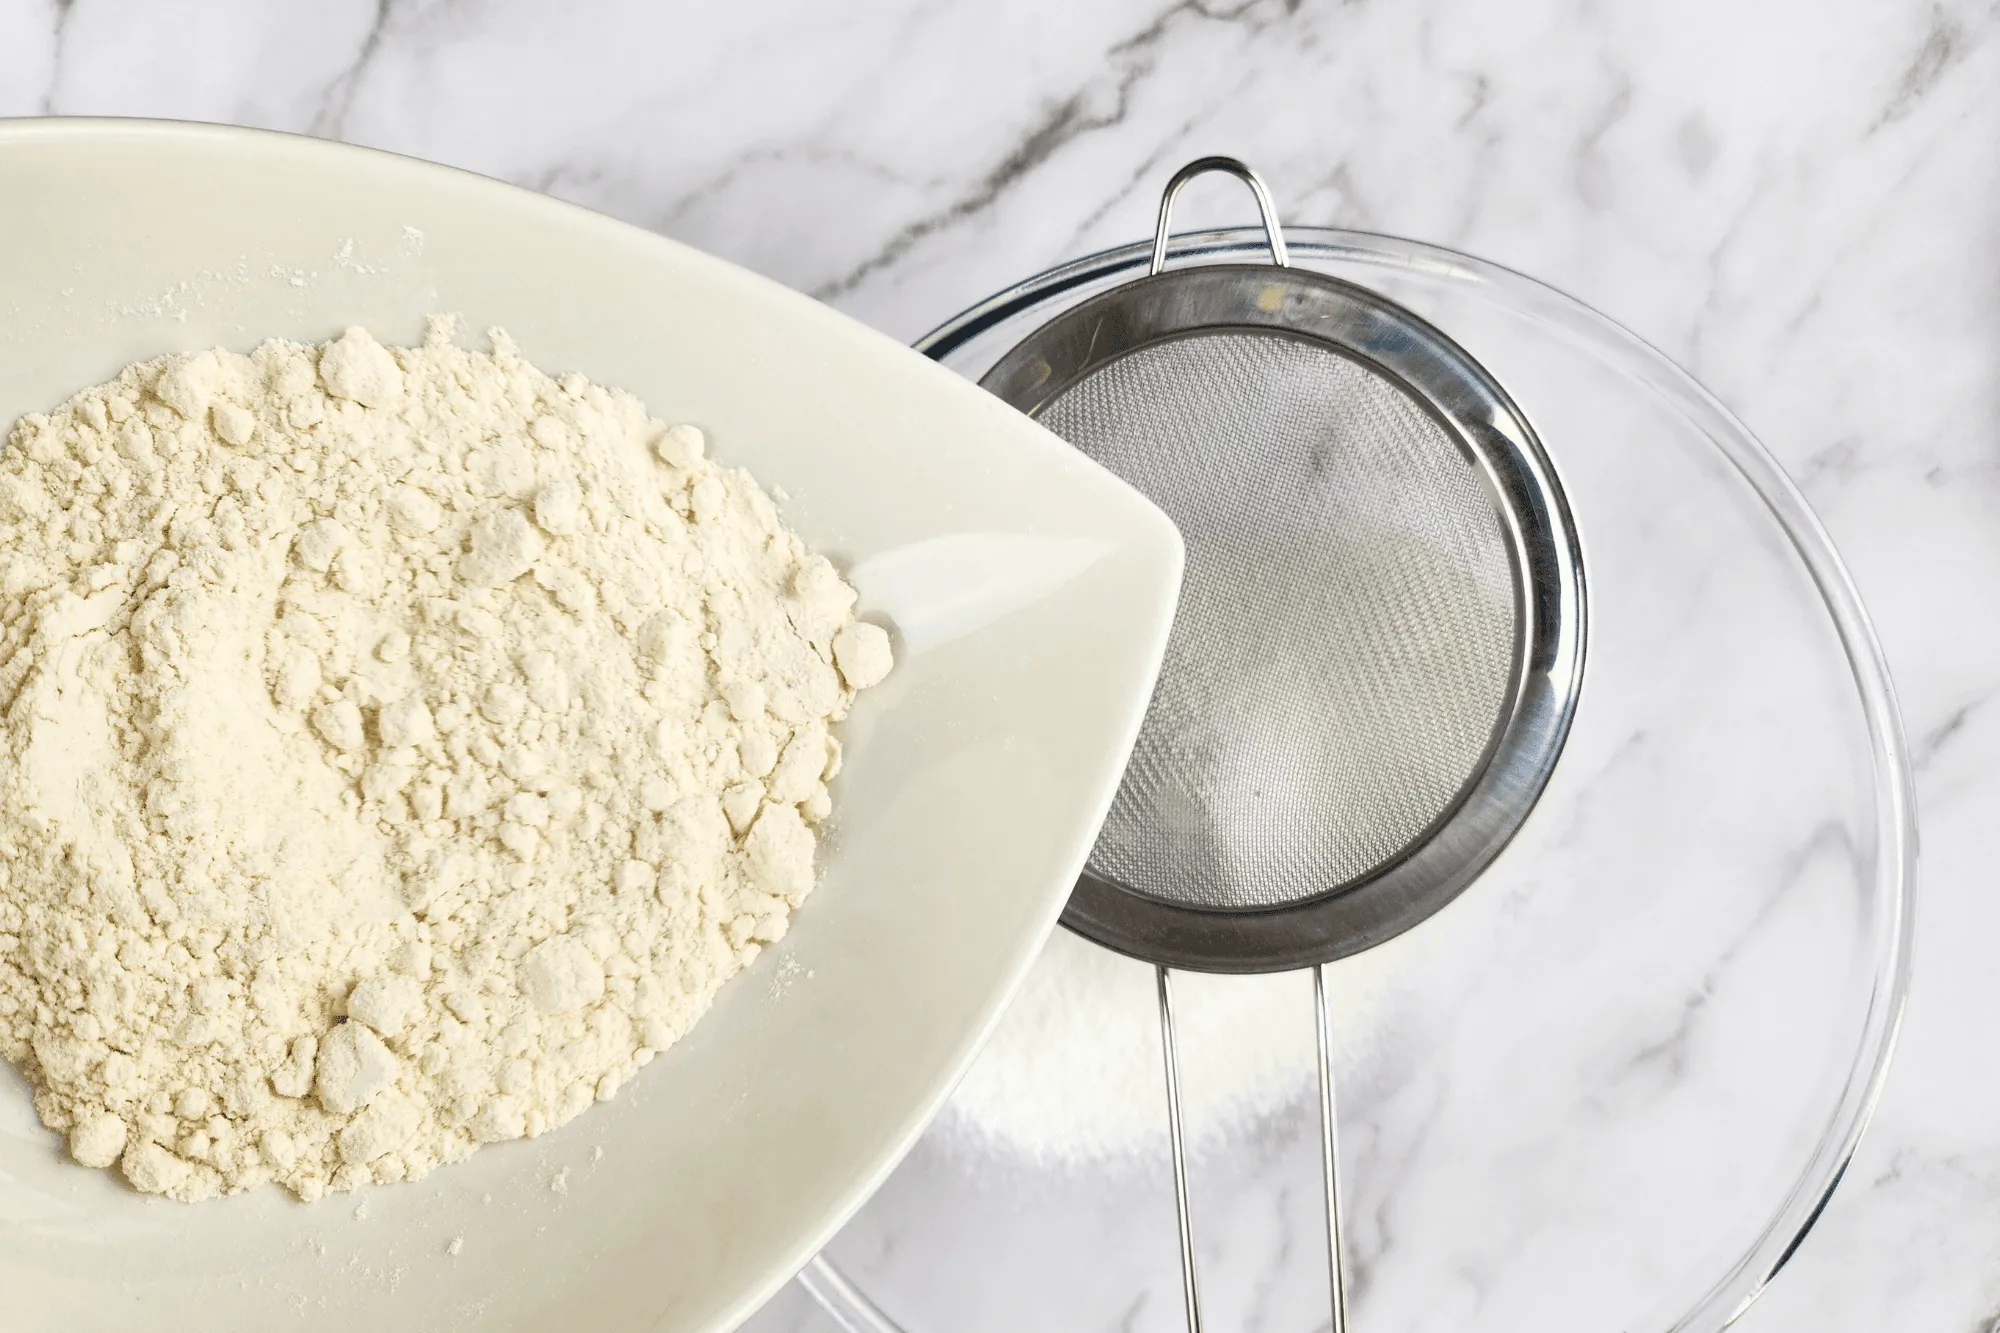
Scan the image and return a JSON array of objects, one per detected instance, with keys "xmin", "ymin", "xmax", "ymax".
[{"xmin": 1150, "ymin": 156, "xmax": 1290, "ymax": 276}]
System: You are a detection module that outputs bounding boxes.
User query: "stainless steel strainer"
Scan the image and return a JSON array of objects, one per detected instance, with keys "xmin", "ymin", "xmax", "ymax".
[{"xmin": 978, "ymin": 158, "xmax": 1586, "ymax": 1332}]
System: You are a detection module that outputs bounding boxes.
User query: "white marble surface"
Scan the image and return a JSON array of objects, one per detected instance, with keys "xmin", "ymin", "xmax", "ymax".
[{"xmin": 2, "ymin": 0, "xmax": 1997, "ymax": 1328}]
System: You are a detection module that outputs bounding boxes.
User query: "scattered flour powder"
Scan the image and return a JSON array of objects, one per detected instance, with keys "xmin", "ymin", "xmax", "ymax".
[{"xmin": 0, "ymin": 322, "xmax": 891, "ymax": 1201}]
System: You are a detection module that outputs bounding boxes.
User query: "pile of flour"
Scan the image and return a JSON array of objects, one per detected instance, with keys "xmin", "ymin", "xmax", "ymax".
[
  {"xmin": 939, "ymin": 929, "xmax": 1403, "ymax": 1165},
  {"xmin": 0, "ymin": 322, "xmax": 890, "ymax": 1201}
]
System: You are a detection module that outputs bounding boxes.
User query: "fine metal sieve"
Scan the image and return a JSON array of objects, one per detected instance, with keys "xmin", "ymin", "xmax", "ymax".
[{"xmin": 976, "ymin": 158, "xmax": 1586, "ymax": 1332}]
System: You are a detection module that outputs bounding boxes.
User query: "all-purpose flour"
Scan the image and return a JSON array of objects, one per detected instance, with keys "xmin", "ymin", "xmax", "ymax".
[{"xmin": 0, "ymin": 322, "xmax": 889, "ymax": 1201}]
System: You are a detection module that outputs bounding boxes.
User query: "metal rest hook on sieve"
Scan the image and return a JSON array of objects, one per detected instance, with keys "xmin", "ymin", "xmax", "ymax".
[{"xmin": 1149, "ymin": 156, "xmax": 1290, "ymax": 275}]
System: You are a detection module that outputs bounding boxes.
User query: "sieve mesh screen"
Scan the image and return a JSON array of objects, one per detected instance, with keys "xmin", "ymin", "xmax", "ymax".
[{"xmin": 1038, "ymin": 332, "xmax": 1520, "ymax": 910}]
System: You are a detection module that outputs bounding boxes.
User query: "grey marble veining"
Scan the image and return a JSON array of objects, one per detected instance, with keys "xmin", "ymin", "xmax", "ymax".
[{"xmin": 3, "ymin": 0, "xmax": 1997, "ymax": 1328}]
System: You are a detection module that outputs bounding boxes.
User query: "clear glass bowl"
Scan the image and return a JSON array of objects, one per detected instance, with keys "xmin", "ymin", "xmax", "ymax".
[{"xmin": 762, "ymin": 228, "xmax": 1914, "ymax": 1333}]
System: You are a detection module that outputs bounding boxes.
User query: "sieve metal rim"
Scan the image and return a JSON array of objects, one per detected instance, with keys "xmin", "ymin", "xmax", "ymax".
[{"xmin": 981, "ymin": 261, "xmax": 1586, "ymax": 975}]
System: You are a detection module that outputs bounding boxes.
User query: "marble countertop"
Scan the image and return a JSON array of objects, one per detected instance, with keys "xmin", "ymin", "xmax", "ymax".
[{"xmin": 5, "ymin": 0, "xmax": 1997, "ymax": 1328}]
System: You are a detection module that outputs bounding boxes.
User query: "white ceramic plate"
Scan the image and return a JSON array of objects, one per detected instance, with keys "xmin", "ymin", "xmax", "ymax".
[{"xmin": 0, "ymin": 119, "xmax": 1181, "ymax": 1333}]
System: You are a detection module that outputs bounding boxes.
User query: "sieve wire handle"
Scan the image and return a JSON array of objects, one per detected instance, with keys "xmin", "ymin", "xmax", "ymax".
[
  {"xmin": 1156, "ymin": 962, "xmax": 1350, "ymax": 1333},
  {"xmin": 1156, "ymin": 965, "xmax": 1205, "ymax": 1332},
  {"xmin": 1149, "ymin": 156, "xmax": 1291, "ymax": 276},
  {"xmin": 1316, "ymin": 963, "xmax": 1351, "ymax": 1333}
]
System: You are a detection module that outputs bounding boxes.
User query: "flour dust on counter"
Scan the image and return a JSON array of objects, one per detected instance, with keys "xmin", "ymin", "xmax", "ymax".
[{"xmin": 0, "ymin": 320, "xmax": 889, "ymax": 1201}]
